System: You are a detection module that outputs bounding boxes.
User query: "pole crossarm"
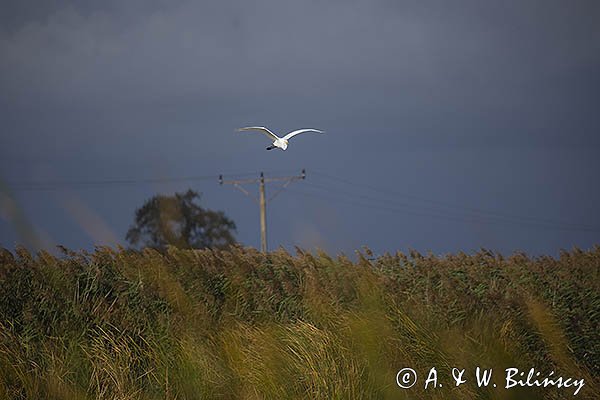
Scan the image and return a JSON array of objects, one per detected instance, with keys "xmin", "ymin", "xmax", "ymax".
[
  {"xmin": 219, "ymin": 170, "xmax": 305, "ymax": 186},
  {"xmin": 262, "ymin": 175, "xmax": 304, "ymax": 184},
  {"xmin": 219, "ymin": 169, "xmax": 306, "ymax": 252},
  {"xmin": 219, "ymin": 177, "xmax": 261, "ymax": 185}
]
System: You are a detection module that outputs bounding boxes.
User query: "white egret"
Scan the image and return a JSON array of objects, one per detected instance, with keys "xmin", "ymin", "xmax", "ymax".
[{"xmin": 236, "ymin": 126, "xmax": 324, "ymax": 150}]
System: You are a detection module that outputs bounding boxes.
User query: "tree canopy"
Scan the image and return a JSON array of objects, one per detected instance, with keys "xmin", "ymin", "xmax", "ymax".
[{"xmin": 126, "ymin": 189, "xmax": 236, "ymax": 250}]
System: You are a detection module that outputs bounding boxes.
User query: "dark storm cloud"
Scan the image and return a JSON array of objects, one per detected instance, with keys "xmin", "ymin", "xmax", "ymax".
[
  {"xmin": 1, "ymin": 0, "xmax": 599, "ymax": 253},
  {"xmin": 2, "ymin": 1, "xmax": 597, "ymax": 100},
  {"xmin": 1, "ymin": 1, "xmax": 430, "ymax": 102},
  {"xmin": 2, "ymin": 1, "xmax": 598, "ymax": 143}
]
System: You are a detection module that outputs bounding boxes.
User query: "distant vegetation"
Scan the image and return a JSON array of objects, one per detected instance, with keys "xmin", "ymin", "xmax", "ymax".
[
  {"xmin": 0, "ymin": 245, "xmax": 598, "ymax": 399},
  {"xmin": 126, "ymin": 189, "xmax": 236, "ymax": 251}
]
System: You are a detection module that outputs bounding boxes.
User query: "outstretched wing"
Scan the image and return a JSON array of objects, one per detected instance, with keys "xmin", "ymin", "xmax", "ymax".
[
  {"xmin": 236, "ymin": 126, "xmax": 279, "ymax": 141},
  {"xmin": 282, "ymin": 129, "xmax": 324, "ymax": 141}
]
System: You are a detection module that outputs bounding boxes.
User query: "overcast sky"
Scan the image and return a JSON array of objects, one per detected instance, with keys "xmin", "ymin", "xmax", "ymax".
[{"xmin": 1, "ymin": 0, "xmax": 599, "ymax": 256}]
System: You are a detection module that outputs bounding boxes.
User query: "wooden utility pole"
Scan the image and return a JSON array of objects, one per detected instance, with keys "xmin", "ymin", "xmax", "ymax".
[
  {"xmin": 259, "ymin": 172, "xmax": 267, "ymax": 252},
  {"xmin": 219, "ymin": 169, "xmax": 305, "ymax": 252}
]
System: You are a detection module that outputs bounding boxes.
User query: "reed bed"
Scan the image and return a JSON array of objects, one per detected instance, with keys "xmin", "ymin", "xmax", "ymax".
[{"xmin": 0, "ymin": 245, "xmax": 598, "ymax": 399}]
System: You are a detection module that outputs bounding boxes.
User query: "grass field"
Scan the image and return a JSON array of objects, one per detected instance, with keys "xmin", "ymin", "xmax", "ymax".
[{"xmin": 0, "ymin": 245, "xmax": 598, "ymax": 399}]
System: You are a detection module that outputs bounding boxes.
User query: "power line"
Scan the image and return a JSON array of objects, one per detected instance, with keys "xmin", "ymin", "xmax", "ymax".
[
  {"xmin": 301, "ymin": 180, "xmax": 597, "ymax": 231},
  {"xmin": 4, "ymin": 168, "xmax": 597, "ymax": 233},
  {"xmin": 5, "ymin": 169, "xmax": 309, "ymax": 191},
  {"xmin": 308, "ymin": 170, "xmax": 600, "ymax": 232},
  {"xmin": 284, "ymin": 184, "xmax": 600, "ymax": 233},
  {"xmin": 4, "ymin": 171, "xmax": 283, "ymax": 191},
  {"xmin": 219, "ymin": 170, "xmax": 306, "ymax": 252},
  {"xmin": 7, "ymin": 176, "xmax": 216, "ymax": 190}
]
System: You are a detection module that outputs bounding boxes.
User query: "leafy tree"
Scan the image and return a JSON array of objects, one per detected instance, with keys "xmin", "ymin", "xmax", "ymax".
[{"xmin": 126, "ymin": 189, "xmax": 236, "ymax": 250}]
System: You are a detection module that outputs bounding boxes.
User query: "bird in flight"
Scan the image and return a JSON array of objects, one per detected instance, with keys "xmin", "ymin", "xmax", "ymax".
[{"xmin": 236, "ymin": 126, "xmax": 324, "ymax": 150}]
